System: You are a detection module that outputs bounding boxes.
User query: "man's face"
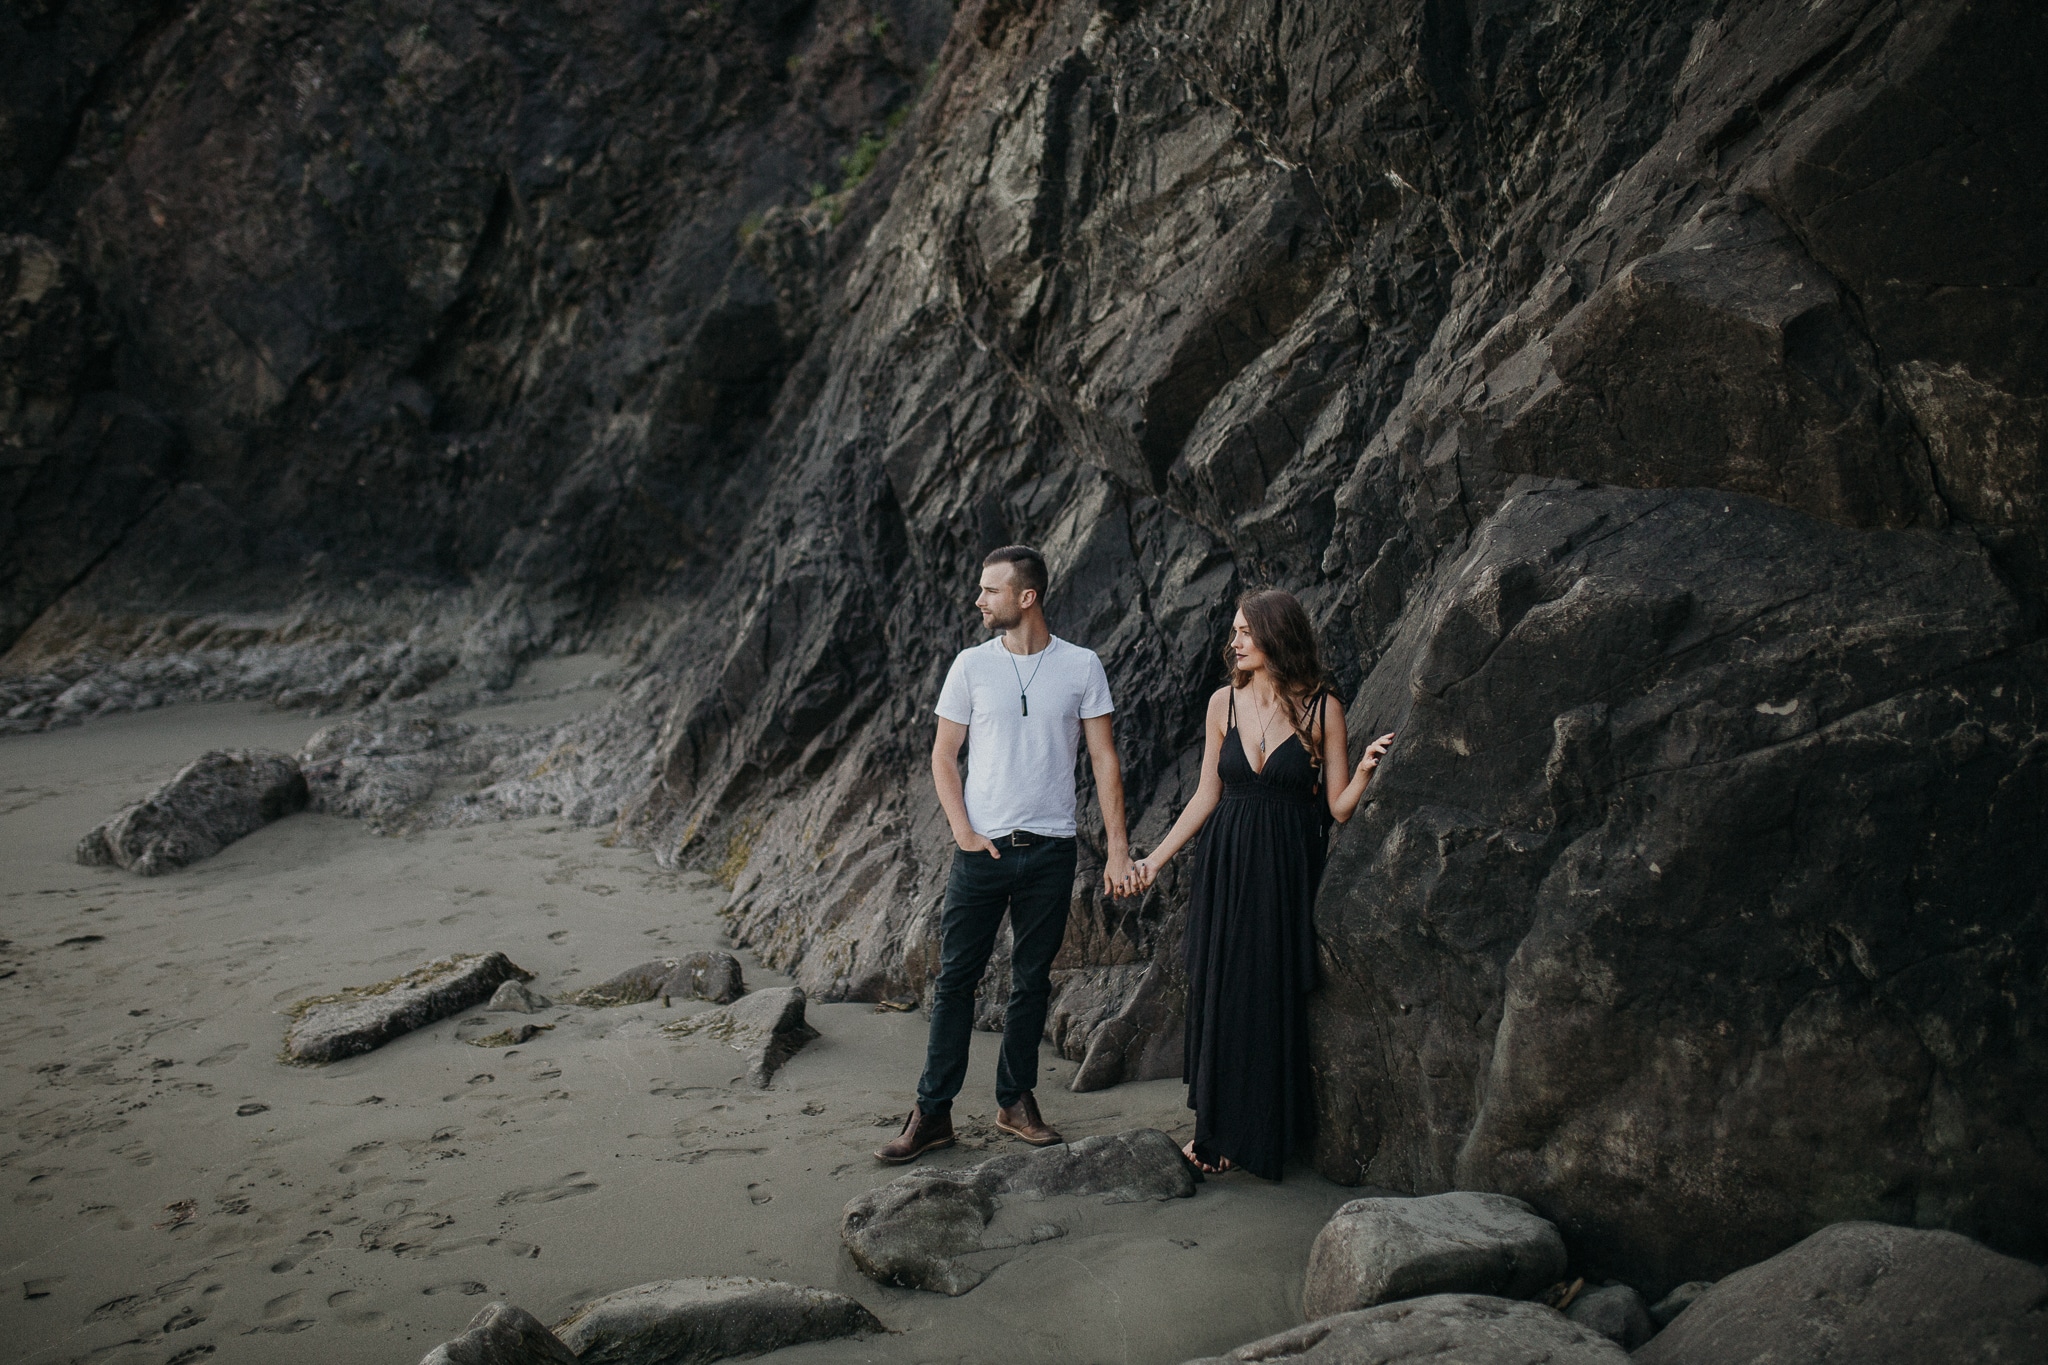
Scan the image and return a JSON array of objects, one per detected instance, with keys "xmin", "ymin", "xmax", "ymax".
[{"xmin": 976, "ymin": 563, "xmax": 1033, "ymax": 631}]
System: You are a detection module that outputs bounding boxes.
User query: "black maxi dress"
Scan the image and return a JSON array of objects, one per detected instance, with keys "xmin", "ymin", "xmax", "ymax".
[{"xmin": 1182, "ymin": 689, "xmax": 1330, "ymax": 1179}]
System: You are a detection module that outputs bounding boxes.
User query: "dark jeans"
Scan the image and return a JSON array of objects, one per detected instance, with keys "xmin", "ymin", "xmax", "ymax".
[{"xmin": 916, "ymin": 838, "xmax": 1077, "ymax": 1115}]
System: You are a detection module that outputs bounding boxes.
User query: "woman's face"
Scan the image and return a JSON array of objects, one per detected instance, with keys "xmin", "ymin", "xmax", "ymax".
[{"xmin": 1230, "ymin": 611, "xmax": 1268, "ymax": 676}]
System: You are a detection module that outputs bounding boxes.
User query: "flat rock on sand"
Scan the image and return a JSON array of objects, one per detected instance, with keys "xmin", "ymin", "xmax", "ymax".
[
  {"xmin": 553, "ymin": 1277, "xmax": 882, "ymax": 1365},
  {"xmin": 76, "ymin": 747, "xmax": 307, "ymax": 874},
  {"xmin": 663, "ymin": 985, "xmax": 815, "ymax": 1086},
  {"xmin": 419, "ymin": 1302, "xmax": 578, "ymax": 1364},
  {"xmin": 1182, "ymin": 1294, "xmax": 1628, "ymax": 1364},
  {"xmin": 1302, "ymin": 1191, "xmax": 1567, "ymax": 1318},
  {"xmin": 843, "ymin": 1127, "xmax": 1196, "ymax": 1295},
  {"xmin": 1633, "ymin": 1221, "xmax": 2048, "ymax": 1365},
  {"xmin": 575, "ymin": 952, "xmax": 745, "ymax": 1006},
  {"xmin": 286, "ymin": 952, "xmax": 532, "ymax": 1063}
]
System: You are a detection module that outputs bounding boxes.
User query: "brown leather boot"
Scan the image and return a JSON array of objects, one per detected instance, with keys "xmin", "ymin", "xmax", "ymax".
[
  {"xmin": 996, "ymin": 1091, "xmax": 1063, "ymax": 1146},
  {"xmin": 874, "ymin": 1103, "xmax": 955, "ymax": 1163}
]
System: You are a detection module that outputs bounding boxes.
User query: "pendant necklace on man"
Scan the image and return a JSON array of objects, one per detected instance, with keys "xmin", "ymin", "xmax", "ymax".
[{"xmin": 1008, "ymin": 639, "xmax": 1050, "ymax": 716}]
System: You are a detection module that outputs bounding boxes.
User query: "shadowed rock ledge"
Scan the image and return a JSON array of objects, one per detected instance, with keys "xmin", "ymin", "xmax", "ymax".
[{"xmin": 5, "ymin": 0, "xmax": 2043, "ymax": 1292}]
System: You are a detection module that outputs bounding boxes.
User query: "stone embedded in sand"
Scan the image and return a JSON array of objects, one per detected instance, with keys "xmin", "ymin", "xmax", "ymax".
[
  {"xmin": 843, "ymin": 1128, "xmax": 1195, "ymax": 1295},
  {"xmin": 1565, "ymin": 1284, "xmax": 1653, "ymax": 1350},
  {"xmin": 488, "ymin": 980, "xmax": 552, "ymax": 1013},
  {"xmin": 76, "ymin": 748, "xmax": 307, "ymax": 875},
  {"xmin": 285, "ymin": 952, "xmax": 532, "ymax": 1064},
  {"xmin": 418, "ymin": 1302, "xmax": 577, "ymax": 1365},
  {"xmin": 663, "ymin": 985, "xmax": 814, "ymax": 1087},
  {"xmin": 1301, "ymin": 1192, "xmax": 1567, "ymax": 1319},
  {"xmin": 1181, "ymin": 1294, "xmax": 1628, "ymax": 1365},
  {"xmin": 551, "ymin": 1277, "xmax": 882, "ymax": 1365},
  {"xmin": 470, "ymin": 1023, "xmax": 549, "ymax": 1047},
  {"xmin": 1632, "ymin": 1222, "xmax": 2048, "ymax": 1365},
  {"xmin": 573, "ymin": 952, "xmax": 746, "ymax": 1007}
]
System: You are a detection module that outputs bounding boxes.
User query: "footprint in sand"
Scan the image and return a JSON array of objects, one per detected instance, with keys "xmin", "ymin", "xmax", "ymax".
[
  {"xmin": 196, "ymin": 1044, "xmax": 247, "ymax": 1068},
  {"xmin": 747, "ymin": 1183, "xmax": 773, "ymax": 1205},
  {"xmin": 268, "ymin": 1229, "xmax": 332, "ymax": 1273},
  {"xmin": 497, "ymin": 1172, "xmax": 599, "ymax": 1205},
  {"xmin": 421, "ymin": 1281, "xmax": 488, "ymax": 1296}
]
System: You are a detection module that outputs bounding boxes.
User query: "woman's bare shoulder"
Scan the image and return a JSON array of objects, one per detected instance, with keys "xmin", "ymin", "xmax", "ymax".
[{"xmin": 1206, "ymin": 685, "xmax": 1233, "ymax": 715}]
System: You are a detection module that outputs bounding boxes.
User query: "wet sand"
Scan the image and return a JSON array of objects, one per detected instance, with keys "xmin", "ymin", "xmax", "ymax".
[{"xmin": 1, "ymin": 697, "xmax": 1355, "ymax": 1365}]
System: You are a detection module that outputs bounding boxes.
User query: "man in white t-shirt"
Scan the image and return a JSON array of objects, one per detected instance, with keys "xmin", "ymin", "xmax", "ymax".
[{"xmin": 875, "ymin": 545, "xmax": 1135, "ymax": 1162}]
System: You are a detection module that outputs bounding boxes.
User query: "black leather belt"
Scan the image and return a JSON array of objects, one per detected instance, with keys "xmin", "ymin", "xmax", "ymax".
[{"xmin": 1000, "ymin": 829, "xmax": 1066, "ymax": 848}]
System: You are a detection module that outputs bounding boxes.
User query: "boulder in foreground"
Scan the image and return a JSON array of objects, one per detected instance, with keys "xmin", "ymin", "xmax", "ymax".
[
  {"xmin": 1633, "ymin": 1221, "xmax": 2048, "ymax": 1365},
  {"xmin": 1302, "ymin": 1192, "xmax": 1566, "ymax": 1319},
  {"xmin": 552, "ymin": 1277, "xmax": 881, "ymax": 1365},
  {"xmin": 488, "ymin": 980, "xmax": 552, "ymax": 1013},
  {"xmin": 575, "ymin": 953, "xmax": 745, "ymax": 1007},
  {"xmin": 843, "ymin": 1127, "xmax": 1195, "ymax": 1295},
  {"xmin": 286, "ymin": 952, "xmax": 531, "ymax": 1063},
  {"xmin": 663, "ymin": 985, "xmax": 814, "ymax": 1087},
  {"xmin": 1183, "ymin": 1293, "xmax": 1626, "ymax": 1364},
  {"xmin": 77, "ymin": 748, "xmax": 307, "ymax": 875},
  {"xmin": 418, "ymin": 1303, "xmax": 577, "ymax": 1364},
  {"xmin": 1564, "ymin": 1284, "xmax": 1652, "ymax": 1350}
]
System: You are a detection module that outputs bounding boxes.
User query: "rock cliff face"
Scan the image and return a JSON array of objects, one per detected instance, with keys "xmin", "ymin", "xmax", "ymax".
[{"xmin": 5, "ymin": 0, "xmax": 2043, "ymax": 1290}]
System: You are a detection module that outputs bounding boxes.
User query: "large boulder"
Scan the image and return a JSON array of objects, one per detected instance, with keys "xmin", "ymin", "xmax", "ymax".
[
  {"xmin": 1181, "ymin": 1294, "xmax": 1628, "ymax": 1365},
  {"xmin": 76, "ymin": 748, "xmax": 307, "ymax": 874},
  {"xmin": 418, "ymin": 1303, "xmax": 577, "ymax": 1365},
  {"xmin": 285, "ymin": 952, "xmax": 532, "ymax": 1063},
  {"xmin": 1312, "ymin": 485, "xmax": 2048, "ymax": 1290},
  {"xmin": 551, "ymin": 1277, "xmax": 881, "ymax": 1365},
  {"xmin": 1633, "ymin": 1221, "xmax": 2048, "ymax": 1365},
  {"xmin": 1302, "ymin": 1192, "xmax": 1566, "ymax": 1320},
  {"xmin": 574, "ymin": 953, "xmax": 746, "ymax": 1007},
  {"xmin": 1563, "ymin": 1285, "xmax": 1652, "ymax": 1351},
  {"xmin": 843, "ymin": 1127, "xmax": 1196, "ymax": 1295},
  {"xmin": 663, "ymin": 986, "xmax": 815, "ymax": 1087}
]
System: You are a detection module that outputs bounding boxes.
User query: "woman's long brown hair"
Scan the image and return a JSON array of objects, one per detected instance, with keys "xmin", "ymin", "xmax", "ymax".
[{"xmin": 1224, "ymin": 588, "xmax": 1329, "ymax": 767}]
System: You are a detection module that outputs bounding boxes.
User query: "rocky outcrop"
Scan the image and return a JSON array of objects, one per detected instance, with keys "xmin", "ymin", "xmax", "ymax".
[
  {"xmin": 487, "ymin": 980, "xmax": 552, "ymax": 1013},
  {"xmin": 663, "ymin": 985, "xmax": 816, "ymax": 1087},
  {"xmin": 285, "ymin": 952, "xmax": 531, "ymax": 1063},
  {"xmin": 417, "ymin": 1303, "xmax": 578, "ymax": 1365},
  {"xmin": 6, "ymin": 0, "xmax": 2044, "ymax": 1295},
  {"xmin": 574, "ymin": 953, "xmax": 746, "ymax": 1008},
  {"xmin": 1302, "ymin": 1192, "xmax": 1567, "ymax": 1320},
  {"xmin": 1633, "ymin": 1222, "xmax": 2048, "ymax": 1365},
  {"xmin": 77, "ymin": 747, "xmax": 306, "ymax": 874},
  {"xmin": 552, "ymin": 1278, "xmax": 881, "ymax": 1365},
  {"xmin": 1182, "ymin": 1295, "xmax": 1627, "ymax": 1365},
  {"xmin": 842, "ymin": 1127, "xmax": 1195, "ymax": 1295}
]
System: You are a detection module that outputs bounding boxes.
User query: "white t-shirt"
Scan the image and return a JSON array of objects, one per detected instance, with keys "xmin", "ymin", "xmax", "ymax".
[{"xmin": 935, "ymin": 635, "xmax": 1115, "ymax": 839}]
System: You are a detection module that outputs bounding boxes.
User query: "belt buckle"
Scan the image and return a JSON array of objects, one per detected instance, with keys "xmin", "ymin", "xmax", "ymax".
[{"xmin": 1008, "ymin": 830, "xmax": 1030, "ymax": 848}]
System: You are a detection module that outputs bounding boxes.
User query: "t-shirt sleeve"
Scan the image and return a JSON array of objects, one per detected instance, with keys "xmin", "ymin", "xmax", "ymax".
[
  {"xmin": 1080, "ymin": 651, "xmax": 1115, "ymax": 718},
  {"xmin": 935, "ymin": 651, "xmax": 973, "ymax": 724}
]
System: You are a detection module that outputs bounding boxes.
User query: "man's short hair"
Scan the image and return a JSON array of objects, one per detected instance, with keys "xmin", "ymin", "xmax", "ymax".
[{"xmin": 983, "ymin": 544, "xmax": 1049, "ymax": 600}]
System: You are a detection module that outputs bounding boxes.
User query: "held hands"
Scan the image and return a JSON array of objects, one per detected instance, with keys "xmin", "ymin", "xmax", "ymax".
[{"xmin": 1102, "ymin": 852, "xmax": 1135, "ymax": 899}]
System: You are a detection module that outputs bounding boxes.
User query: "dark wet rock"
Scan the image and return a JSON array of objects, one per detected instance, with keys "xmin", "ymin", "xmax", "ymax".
[
  {"xmin": 574, "ymin": 953, "xmax": 746, "ymax": 1008},
  {"xmin": 552, "ymin": 1277, "xmax": 882, "ymax": 1365},
  {"xmin": 1312, "ymin": 486, "xmax": 2048, "ymax": 1290},
  {"xmin": 76, "ymin": 748, "xmax": 307, "ymax": 875},
  {"xmin": 1302, "ymin": 1192, "xmax": 1567, "ymax": 1320},
  {"xmin": 663, "ymin": 985, "xmax": 816, "ymax": 1088},
  {"xmin": 285, "ymin": 952, "xmax": 531, "ymax": 1063},
  {"xmin": 487, "ymin": 980, "xmax": 551, "ymax": 1013},
  {"xmin": 1564, "ymin": 1285, "xmax": 1652, "ymax": 1351},
  {"xmin": 1633, "ymin": 1222, "xmax": 2048, "ymax": 1365},
  {"xmin": 1181, "ymin": 1294, "xmax": 1628, "ymax": 1365},
  {"xmin": 843, "ymin": 1128, "xmax": 1194, "ymax": 1295},
  {"xmin": 418, "ymin": 1302, "xmax": 577, "ymax": 1365},
  {"xmin": 1647, "ymin": 1282, "xmax": 1713, "ymax": 1331}
]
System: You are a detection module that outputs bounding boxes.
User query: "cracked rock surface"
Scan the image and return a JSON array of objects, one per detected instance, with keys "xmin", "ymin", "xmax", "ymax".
[
  {"xmin": 418, "ymin": 1303, "xmax": 578, "ymax": 1365},
  {"xmin": 842, "ymin": 1127, "xmax": 1196, "ymax": 1295},
  {"xmin": 574, "ymin": 953, "xmax": 746, "ymax": 1008}
]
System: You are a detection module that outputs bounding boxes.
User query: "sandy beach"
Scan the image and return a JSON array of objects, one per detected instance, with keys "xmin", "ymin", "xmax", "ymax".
[{"xmin": 1, "ymin": 694, "xmax": 1358, "ymax": 1365}]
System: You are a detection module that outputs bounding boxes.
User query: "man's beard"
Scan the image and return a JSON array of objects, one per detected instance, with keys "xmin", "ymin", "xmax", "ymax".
[{"xmin": 983, "ymin": 604, "xmax": 1022, "ymax": 631}]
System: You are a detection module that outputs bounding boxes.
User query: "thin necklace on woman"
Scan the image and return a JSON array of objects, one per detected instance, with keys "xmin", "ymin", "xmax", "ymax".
[{"xmin": 1248, "ymin": 685, "xmax": 1281, "ymax": 756}]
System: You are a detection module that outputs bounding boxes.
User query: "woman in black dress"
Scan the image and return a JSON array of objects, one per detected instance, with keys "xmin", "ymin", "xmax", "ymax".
[{"xmin": 1128, "ymin": 590, "xmax": 1393, "ymax": 1177}]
